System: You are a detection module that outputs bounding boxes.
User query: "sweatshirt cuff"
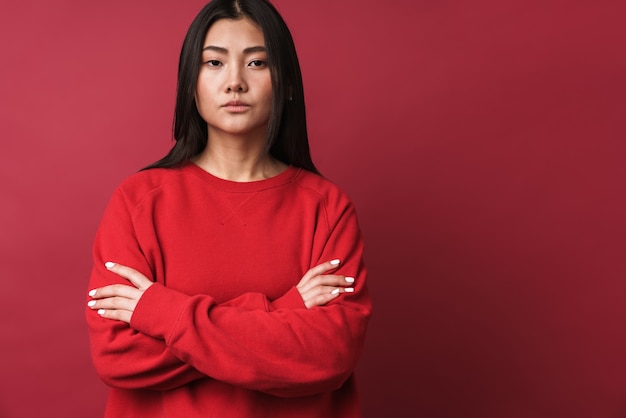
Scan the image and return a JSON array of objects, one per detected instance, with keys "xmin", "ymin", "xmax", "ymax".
[
  {"xmin": 130, "ymin": 283, "xmax": 190, "ymax": 340},
  {"xmin": 270, "ymin": 286, "xmax": 307, "ymax": 310}
]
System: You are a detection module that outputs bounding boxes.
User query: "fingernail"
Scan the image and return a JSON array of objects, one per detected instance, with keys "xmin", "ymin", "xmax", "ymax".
[
  {"xmin": 345, "ymin": 287, "xmax": 354, "ymax": 293},
  {"xmin": 97, "ymin": 309, "xmax": 106, "ymax": 315},
  {"xmin": 88, "ymin": 289, "xmax": 97, "ymax": 297},
  {"xmin": 345, "ymin": 277, "xmax": 355, "ymax": 283},
  {"xmin": 87, "ymin": 300, "xmax": 96, "ymax": 307},
  {"xmin": 331, "ymin": 288, "xmax": 340, "ymax": 295},
  {"xmin": 105, "ymin": 262, "xmax": 115, "ymax": 269},
  {"xmin": 330, "ymin": 259, "xmax": 340, "ymax": 266}
]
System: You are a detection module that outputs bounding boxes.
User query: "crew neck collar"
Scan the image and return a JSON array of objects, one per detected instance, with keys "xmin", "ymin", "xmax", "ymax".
[{"xmin": 183, "ymin": 161, "xmax": 300, "ymax": 192}]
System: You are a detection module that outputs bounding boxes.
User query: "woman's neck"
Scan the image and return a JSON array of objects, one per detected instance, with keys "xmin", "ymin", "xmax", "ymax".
[{"xmin": 192, "ymin": 132, "xmax": 287, "ymax": 182}]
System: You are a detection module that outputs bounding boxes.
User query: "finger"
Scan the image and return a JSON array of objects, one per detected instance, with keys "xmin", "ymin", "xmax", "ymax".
[
  {"xmin": 87, "ymin": 295, "xmax": 138, "ymax": 312},
  {"xmin": 302, "ymin": 285, "xmax": 354, "ymax": 304},
  {"xmin": 302, "ymin": 286, "xmax": 354, "ymax": 309},
  {"xmin": 302, "ymin": 286, "xmax": 340, "ymax": 309},
  {"xmin": 105, "ymin": 262, "xmax": 153, "ymax": 291},
  {"xmin": 298, "ymin": 274, "xmax": 355, "ymax": 294},
  {"xmin": 95, "ymin": 308, "xmax": 132, "ymax": 324},
  {"xmin": 89, "ymin": 283, "xmax": 142, "ymax": 300},
  {"xmin": 299, "ymin": 259, "xmax": 341, "ymax": 284}
]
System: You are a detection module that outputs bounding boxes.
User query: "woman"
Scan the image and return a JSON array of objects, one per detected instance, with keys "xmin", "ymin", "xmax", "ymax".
[{"xmin": 86, "ymin": 0, "xmax": 371, "ymax": 416}]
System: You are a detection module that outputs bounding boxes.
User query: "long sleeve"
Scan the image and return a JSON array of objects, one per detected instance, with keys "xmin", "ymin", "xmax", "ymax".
[{"xmin": 86, "ymin": 188, "xmax": 206, "ymax": 391}]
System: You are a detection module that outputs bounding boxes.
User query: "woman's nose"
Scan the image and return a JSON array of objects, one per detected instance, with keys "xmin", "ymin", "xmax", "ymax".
[{"xmin": 226, "ymin": 67, "xmax": 247, "ymax": 93}]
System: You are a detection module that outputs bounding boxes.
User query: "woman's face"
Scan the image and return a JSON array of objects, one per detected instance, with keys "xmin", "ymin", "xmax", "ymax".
[{"xmin": 196, "ymin": 18, "xmax": 272, "ymax": 140}]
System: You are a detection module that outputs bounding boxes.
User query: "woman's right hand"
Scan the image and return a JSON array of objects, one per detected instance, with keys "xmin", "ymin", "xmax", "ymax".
[{"xmin": 296, "ymin": 259, "xmax": 355, "ymax": 309}]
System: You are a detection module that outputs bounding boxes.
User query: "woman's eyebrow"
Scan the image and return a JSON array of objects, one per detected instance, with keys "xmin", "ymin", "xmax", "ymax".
[{"xmin": 202, "ymin": 45, "xmax": 266, "ymax": 54}]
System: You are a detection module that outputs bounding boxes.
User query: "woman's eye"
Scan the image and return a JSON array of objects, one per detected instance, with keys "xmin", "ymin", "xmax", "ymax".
[
  {"xmin": 205, "ymin": 60, "xmax": 221, "ymax": 67},
  {"xmin": 249, "ymin": 60, "xmax": 267, "ymax": 68}
]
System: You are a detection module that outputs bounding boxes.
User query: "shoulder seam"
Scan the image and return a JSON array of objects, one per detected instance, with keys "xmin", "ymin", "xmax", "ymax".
[
  {"xmin": 120, "ymin": 169, "xmax": 185, "ymax": 213},
  {"xmin": 292, "ymin": 177, "xmax": 331, "ymax": 232}
]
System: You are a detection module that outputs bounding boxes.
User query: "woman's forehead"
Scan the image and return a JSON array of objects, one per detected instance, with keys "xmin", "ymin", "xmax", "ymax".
[{"xmin": 203, "ymin": 18, "xmax": 265, "ymax": 49}]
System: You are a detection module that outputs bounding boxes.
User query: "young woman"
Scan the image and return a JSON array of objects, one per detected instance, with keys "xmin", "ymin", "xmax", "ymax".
[{"xmin": 86, "ymin": 0, "xmax": 372, "ymax": 416}]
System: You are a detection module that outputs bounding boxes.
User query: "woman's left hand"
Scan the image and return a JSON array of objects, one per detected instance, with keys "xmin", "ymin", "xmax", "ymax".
[{"xmin": 87, "ymin": 262, "xmax": 153, "ymax": 324}]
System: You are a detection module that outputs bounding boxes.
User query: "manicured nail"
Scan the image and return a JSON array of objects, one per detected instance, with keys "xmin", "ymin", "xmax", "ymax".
[
  {"xmin": 97, "ymin": 309, "xmax": 106, "ymax": 315},
  {"xmin": 88, "ymin": 289, "xmax": 97, "ymax": 297},
  {"xmin": 345, "ymin": 288, "xmax": 354, "ymax": 293},
  {"xmin": 345, "ymin": 277, "xmax": 355, "ymax": 283},
  {"xmin": 330, "ymin": 259, "xmax": 340, "ymax": 266},
  {"xmin": 87, "ymin": 300, "xmax": 96, "ymax": 307},
  {"xmin": 105, "ymin": 262, "xmax": 115, "ymax": 269},
  {"xmin": 331, "ymin": 288, "xmax": 340, "ymax": 295}
]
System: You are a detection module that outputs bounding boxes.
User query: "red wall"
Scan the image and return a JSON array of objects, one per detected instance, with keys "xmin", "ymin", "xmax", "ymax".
[{"xmin": 1, "ymin": 1, "xmax": 625, "ymax": 417}]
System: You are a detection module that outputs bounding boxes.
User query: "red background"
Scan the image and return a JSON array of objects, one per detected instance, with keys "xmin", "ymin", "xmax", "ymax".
[{"xmin": 1, "ymin": 1, "xmax": 625, "ymax": 417}]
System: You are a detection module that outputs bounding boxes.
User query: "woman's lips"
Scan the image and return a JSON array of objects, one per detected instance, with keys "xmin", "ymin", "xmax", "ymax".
[{"xmin": 223, "ymin": 101, "xmax": 250, "ymax": 112}]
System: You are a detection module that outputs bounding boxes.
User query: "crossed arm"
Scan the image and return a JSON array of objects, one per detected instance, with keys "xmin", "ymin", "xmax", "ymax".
[
  {"xmin": 86, "ymin": 184, "xmax": 371, "ymax": 395},
  {"xmin": 86, "ymin": 257, "xmax": 368, "ymax": 396}
]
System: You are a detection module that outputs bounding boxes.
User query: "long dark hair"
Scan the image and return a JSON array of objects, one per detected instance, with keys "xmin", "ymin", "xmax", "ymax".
[{"xmin": 143, "ymin": 0, "xmax": 318, "ymax": 174}]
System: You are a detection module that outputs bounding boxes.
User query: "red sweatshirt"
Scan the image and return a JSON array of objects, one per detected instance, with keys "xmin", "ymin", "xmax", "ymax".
[{"xmin": 86, "ymin": 162, "xmax": 372, "ymax": 418}]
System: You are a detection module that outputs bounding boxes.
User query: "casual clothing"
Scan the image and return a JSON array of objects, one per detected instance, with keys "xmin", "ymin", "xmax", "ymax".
[{"xmin": 86, "ymin": 162, "xmax": 372, "ymax": 417}]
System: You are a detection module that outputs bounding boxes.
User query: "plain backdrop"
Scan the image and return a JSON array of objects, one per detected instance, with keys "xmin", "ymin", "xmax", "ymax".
[{"xmin": 1, "ymin": 0, "xmax": 625, "ymax": 417}]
